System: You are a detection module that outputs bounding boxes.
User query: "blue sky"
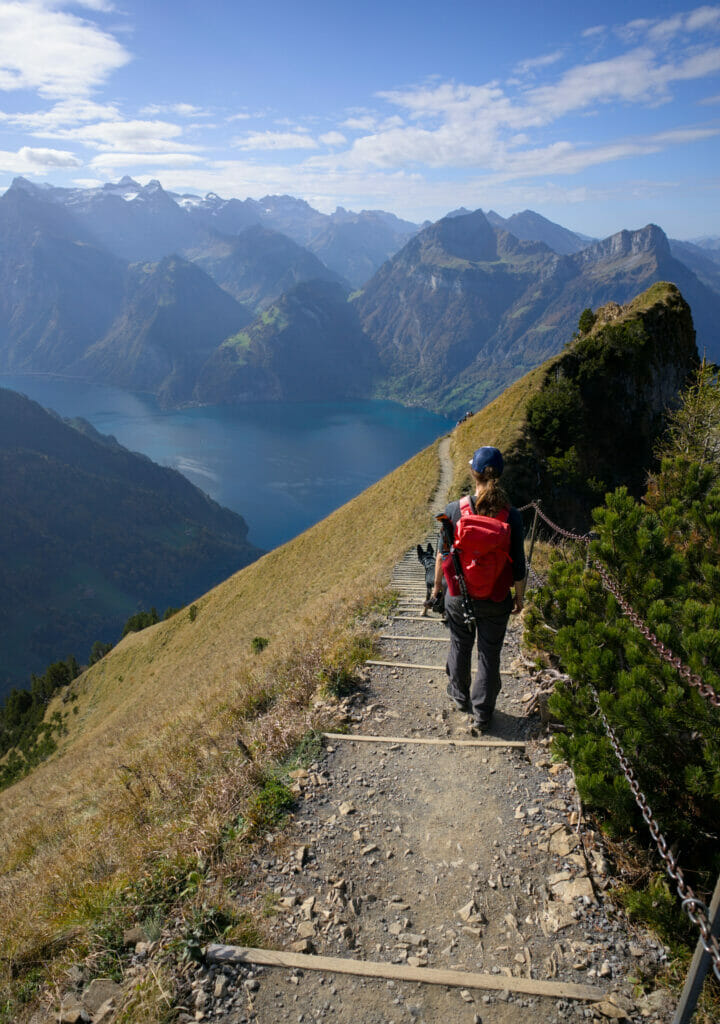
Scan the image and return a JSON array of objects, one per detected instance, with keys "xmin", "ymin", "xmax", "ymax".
[{"xmin": 1, "ymin": 0, "xmax": 720, "ymax": 237}]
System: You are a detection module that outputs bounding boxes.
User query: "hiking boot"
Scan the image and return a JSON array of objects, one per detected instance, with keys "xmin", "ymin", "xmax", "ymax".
[
  {"xmin": 472, "ymin": 713, "xmax": 492, "ymax": 734},
  {"xmin": 446, "ymin": 685, "xmax": 471, "ymax": 714}
]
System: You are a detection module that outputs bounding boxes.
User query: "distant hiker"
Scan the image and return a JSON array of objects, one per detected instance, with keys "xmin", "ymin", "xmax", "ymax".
[{"xmin": 430, "ymin": 446, "xmax": 525, "ymax": 733}]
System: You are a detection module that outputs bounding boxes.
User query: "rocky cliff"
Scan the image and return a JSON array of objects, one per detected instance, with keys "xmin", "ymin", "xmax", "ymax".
[{"xmin": 453, "ymin": 282, "xmax": 699, "ymax": 531}]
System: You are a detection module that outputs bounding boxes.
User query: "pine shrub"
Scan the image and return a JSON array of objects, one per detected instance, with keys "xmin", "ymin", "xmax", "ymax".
[{"xmin": 526, "ymin": 367, "xmax": 720, "ymax": 886}]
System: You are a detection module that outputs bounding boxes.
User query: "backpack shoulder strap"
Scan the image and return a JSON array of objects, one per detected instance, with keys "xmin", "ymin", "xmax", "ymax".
[
  {"xmin": 459, "ymin": 495, "xmax": 473, "ymax": 518},
  {"xmin": 495, "ymin": 506, "xmax": 511, "ymax": 524}
]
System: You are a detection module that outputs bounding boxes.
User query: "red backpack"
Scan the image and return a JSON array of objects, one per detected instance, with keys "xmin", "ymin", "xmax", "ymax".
[{"xmin": 446, "ymin": 496, "xmax": 513, "ymax": 601}]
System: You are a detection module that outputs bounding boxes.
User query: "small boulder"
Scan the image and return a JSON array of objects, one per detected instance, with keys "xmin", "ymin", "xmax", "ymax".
[
  {"xmin": 122, "ymin": 925, "xmax": 149, "ymax": 947},
  {"xmin": 81, "ymin": 979, "xmax": 122, "ymax": 1016},
  {"xmin": 56, "ymin": 994, "xmax": 87, "ymax": 1024}
]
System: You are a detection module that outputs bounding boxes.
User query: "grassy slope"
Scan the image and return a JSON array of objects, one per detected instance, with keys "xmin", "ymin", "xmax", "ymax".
[
  {"xmin": 448, "ymin": 357, "xmax": 559, "ymax": 500},
  {"xmin": 447, "ymin": 281, "xmax": 683, "ymax": 502},
  {"xmin": 0, "ymin": 440, "xmax": 441, "ymax": 990}
]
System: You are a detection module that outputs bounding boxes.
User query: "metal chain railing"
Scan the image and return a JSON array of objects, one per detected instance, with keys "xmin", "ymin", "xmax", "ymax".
[
  {"xmin": 518, "ymin": 499, "xmax": 593, "ymax": 542},
  {"xmin": 590, "ymin": 686, "xmax": 720, "ymax": 982},
  {"xmin": 591, "ymin": 559, "xmax": 720, "ymax": 709},
  {"xmin": 517, "ymin": 501, "xmax": 720, "ymax": 709},
  {"xmin": 511, "ymin": 496, "xmax": 720, "ymax": 997}
]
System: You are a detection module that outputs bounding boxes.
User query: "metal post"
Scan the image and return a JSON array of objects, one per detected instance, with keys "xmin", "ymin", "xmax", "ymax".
[
  {"xmin": 672, "ymin": 874, "xmax": 720, "ymax": 1024},
  {"xmin": 584, "ymin": 531, "xmax": 599, "ymax": 571},
  {"xmin": 525, "ymin": 503, "xmax": 540, "ymax": 585}
]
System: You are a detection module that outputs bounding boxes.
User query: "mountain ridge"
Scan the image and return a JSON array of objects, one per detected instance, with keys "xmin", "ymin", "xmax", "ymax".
[
  {"xmin": 355, "ymin": 213, "xmax": 719, "ymax": 414},
  {"xmin": 2, "ymin": 179, "xmax": 719, "ymax": 418},
  {"xmin": 0, "ymin": 387, "xmax": 262, "ymax": 693}
]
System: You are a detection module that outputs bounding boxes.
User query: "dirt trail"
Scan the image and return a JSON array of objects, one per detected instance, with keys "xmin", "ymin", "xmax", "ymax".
[{"xmin": 196, "ymin": 437, "xmax": 671, "ymax": 1024}]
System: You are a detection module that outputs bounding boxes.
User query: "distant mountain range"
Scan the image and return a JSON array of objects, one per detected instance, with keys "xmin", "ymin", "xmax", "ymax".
[
  {"xmin": 8, "ymin": 176, "xmax": 417, "ymax": 287},
  {"xmin": 0, "ymin": 387, "xmax": 262, "ymax": 694},
  {"xmin": 1, "ymin": 176, "xmax": 719, "ymax": 416},
  {"xmin": 354, "ymin": 211, "xmax": 720, "ymax": 411}
]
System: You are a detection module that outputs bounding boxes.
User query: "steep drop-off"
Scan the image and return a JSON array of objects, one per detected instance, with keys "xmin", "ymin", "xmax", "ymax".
[{"xmin": 449, "ymin": 282, "xmax": 698, "ymax": 530}]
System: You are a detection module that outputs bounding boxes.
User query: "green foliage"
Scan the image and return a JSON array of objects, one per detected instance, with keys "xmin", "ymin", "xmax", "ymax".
[
  {"xmin": 519, "ymin": 299, "xmax": 696, "ymax": 530},
  {"xmin": 577, "ymin": 307, "xmax": 597, "ymax": 335},
  {"xmin": 0, "ymin": 655, "xmax": 81, "ymax": 790},
  {"xmin": 122, "ymin": 607, "xmax": 160, "ymax": 637},
  {"xmin": 89, "ymin": 640, "xmax": 113, "ymax": 665},
  {"xmin": 526, "ymin": 378, "xmax": 585, "ymax": 457},
  {"xmin": 188, "ymin": 604, "xmax": 198, "ymax": 623},
  {"xmin": 251, "ymin": 636, "xmax": 269, "ymax": 654},
  {"xmin": 287, "ymin": 730, "xmax": 324, "ymax": 769},
  {"xmin": 245, "ymin": 776, "xmax": 294, "ymax": 831},
  {"xmin": 526, "ymin": 367, "xmax": 720, "ymax": 936},
  {"xmin": 317, "ymin": 633, "xmax": 376, "ymax": 697},
  {"xmin": 617, "ymin": 875, "xmax": 694, "ymax": 954},
  {"xmin": 656, "ymin": 360, "xmax": 720, "ymax": 469},
  {"xmin": 177, "ymin": 903, "xmax": 236, "ymax": 963}
]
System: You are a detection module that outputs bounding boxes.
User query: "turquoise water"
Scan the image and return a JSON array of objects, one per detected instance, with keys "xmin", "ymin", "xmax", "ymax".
[{"xmin": 1, "ymin": 375, "xmax": 452, "ymax": 550}]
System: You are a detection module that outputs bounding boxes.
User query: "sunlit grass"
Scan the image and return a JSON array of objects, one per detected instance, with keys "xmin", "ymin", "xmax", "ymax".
[{"xmin": 0, "ymin": 439, "xmax": 442, "ymax": 1020}]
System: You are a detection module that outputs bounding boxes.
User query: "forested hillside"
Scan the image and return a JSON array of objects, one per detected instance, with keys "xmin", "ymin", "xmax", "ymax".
[{"xmin": 0, "ymin": 388, "xmax": 262, "ymax": 691}]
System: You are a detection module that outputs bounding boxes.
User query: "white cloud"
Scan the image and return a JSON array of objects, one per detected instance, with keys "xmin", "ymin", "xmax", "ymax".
[
  {"xmin": 319, "ymin": 131, "xmax": 346, "ymax": 146},
  {"xmin": 514, "ymin": 50, "xmax": 565, "ymax": 76},
  {"xmin": 232, "ymin": 131, "xmax": 318, "ymax": 150},
  {"xmin": 0, "ymin": 1, "xmax": 130, "ymax": 98},
  {"xmin": 0, "ymin": 143, "xmax": 79, "ymax": 174},
  {"xmin": 2, "ymin": 98, "xmax": 121, "ymax": 131},
  {"xmin": 582, "ymin": 25, "xmax": 606, "ymax": 39},
  {"xmin": 40, "ymin": 117, "xmax": 198, "ymax": 153},
  {"xmin": 686, "ymin": 5, "xmax": 720, "ymax": 32},
  {"xmin": 89, "ymin": 151, "xmax": 202, "ymax": 168},
  {"xmin": 617, "ymin": 5, "xmax": 720, "ymax": 45},
  {"xmin": 19, "ymin": 144, "xmax": 82, "ymax": 166},
  {"xmin": 57, "ymin": 1, "xmax": 117, "ymax": 10},
  {"xmin": 140, "ymin": 102, "xmax": 211, "ymax": 118},
  {"xmin": 341, "ymin": 114, "xmax": 377, "ymax": 131}
]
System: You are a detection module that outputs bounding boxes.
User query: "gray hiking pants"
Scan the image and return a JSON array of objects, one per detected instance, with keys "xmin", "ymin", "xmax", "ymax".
[{"xmin": 445, "ymin": 592, "xmax": 513, "ymax": 722}]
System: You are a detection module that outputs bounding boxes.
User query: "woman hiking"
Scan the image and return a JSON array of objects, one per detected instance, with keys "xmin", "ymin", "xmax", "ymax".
[{"xmin": 430, "ymin": 446, "xmax": 525, "ymax": 734}]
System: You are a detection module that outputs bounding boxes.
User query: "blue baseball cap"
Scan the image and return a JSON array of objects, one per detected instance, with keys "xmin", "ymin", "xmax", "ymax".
[{"xmin": 469, "ymin": 446, "xmax": 504, "ymax": 475}]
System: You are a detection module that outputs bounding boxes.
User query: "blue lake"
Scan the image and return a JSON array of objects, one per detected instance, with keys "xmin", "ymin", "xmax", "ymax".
[{"xmin": 1, "ymin": 375, "xmax": 453, "ymax": 550}]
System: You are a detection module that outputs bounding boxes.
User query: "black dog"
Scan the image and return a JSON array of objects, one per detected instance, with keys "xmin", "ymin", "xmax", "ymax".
[{"xmin": 417, "ymin": 542, "xmax": 444, "ymax": 617}]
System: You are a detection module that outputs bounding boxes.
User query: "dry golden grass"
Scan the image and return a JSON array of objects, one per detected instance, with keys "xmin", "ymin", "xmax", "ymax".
[
  {"xmin": 0, "ymin": 440, "xmax": 443, "ymax": 1020},
  {"xmin": 448, "ymin": 358, "xmax": 557, "ymax": 500}
]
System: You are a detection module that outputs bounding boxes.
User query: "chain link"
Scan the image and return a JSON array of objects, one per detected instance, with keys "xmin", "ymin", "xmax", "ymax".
[
  {"xmin": 590, "ymin": 686, "xmax": 720, "ymax": 982},
  {"xmin": 591, "ymin": 560, "xmax": 720, "ymax": 709},
  {"xmin": 518, "ymin": 500, "xmax": 593, "ymax": 542},
  {"xmin": 515, "ymin": 501, "xmax": 720, "ymax": 709},
  {"xmin": 514, "ymin": 496, "xmax": 720, "ymax": 972}
]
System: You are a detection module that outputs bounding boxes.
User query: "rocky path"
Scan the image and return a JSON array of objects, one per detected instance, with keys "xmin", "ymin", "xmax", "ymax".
[{"xmin": 191, "ymin": 438, "xmax": 672, "ymax": 1024}]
